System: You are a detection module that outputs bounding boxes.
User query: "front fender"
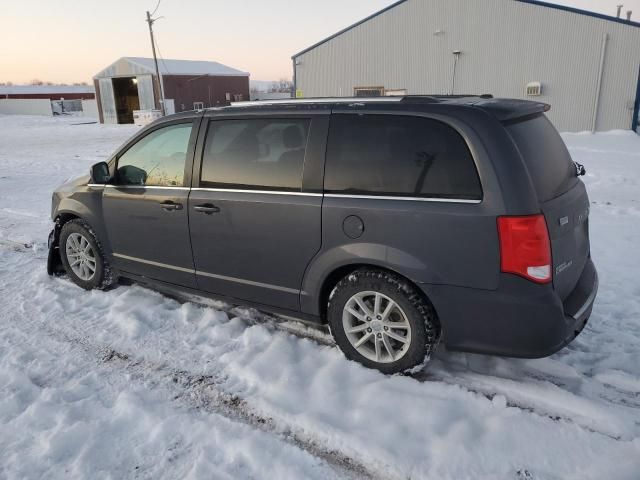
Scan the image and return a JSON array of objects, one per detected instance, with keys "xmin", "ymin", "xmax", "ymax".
[
  {"xmin": 300, "ymin": 242, "xmax": 440, "ymax": 317},
  {"xmin": 55, "ymin": 194, "xmax": 112, "ymax": 258}
]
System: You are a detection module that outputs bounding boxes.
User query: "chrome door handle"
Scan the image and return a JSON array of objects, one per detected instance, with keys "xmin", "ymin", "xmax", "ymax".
[
  {"xmin": 194, "ymin": 204, "xmax": 220, "ymax": 214},
  {"xmin": 160, "ymin": 201, "xmax": 183, "ymax": 211}
]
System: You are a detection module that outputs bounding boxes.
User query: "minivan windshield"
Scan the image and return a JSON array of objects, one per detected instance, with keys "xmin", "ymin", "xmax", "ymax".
[{"xmin": 506, "ymin": 115, "xmax": 578, "ymax": 202}]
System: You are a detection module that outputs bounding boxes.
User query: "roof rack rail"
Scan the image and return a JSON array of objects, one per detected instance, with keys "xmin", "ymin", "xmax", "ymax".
[
  {"xmin": 225, "ymin": 97, "xmax": 405, "ymax": 108},
  {"xmin": 400, "ymin": 94, "xmax": 494, "ymax": 103},
  {"xmin": 224, "ymin": 94, "xmax": 495, "ymax": 109}
]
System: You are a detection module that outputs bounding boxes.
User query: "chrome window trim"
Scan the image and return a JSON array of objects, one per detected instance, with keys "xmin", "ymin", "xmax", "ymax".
[
  {"xmin": 93, "ymin": 184, "xmax": 481, "ymax": 202},
  {"xmin": 113, "ymin": 253, "xmax": 195, "ymax": 273},
  {"xmin": 191, "ymin": 188, "xmax": 477, "ymax": 203},
  {"xmin": 192, "ymin": 187, "xmax": 322, "ymax": 197},
  {"xmin": 324, "ymin": 193, "xmax": 481, "ymax": 204}
]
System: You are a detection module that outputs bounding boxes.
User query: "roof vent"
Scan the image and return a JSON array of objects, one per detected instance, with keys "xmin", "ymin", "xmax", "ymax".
[{"xmin": 526, "ymin": 82, "xmax": 542, "ymax": 97}]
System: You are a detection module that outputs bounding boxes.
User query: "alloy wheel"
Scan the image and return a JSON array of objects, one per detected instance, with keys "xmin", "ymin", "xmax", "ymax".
[
  {"xmin": 65, "ymin": 232, "xmax": 97, "ymax": 281},
  {"xmin": 342, "ymin": 291, "xmax": 412, "ymax": 363}
]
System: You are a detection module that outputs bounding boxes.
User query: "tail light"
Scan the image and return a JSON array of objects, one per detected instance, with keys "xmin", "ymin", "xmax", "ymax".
[{"xmin": 497, "ymin": 215, "xmax": 552, "ymax": 284}]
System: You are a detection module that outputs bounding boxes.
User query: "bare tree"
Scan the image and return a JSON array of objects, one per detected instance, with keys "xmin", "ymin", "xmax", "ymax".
[{"xmin": 269, "ymin": 79, "xmax": 293, "ymax": 93}]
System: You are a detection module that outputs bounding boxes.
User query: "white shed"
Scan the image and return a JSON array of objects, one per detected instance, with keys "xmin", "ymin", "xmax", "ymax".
[{"xmin": 94, "ymin": 57, "xmax": 250, "ymax": 124}]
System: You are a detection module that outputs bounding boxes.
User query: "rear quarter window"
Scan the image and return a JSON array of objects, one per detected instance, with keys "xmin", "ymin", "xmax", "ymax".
[
  {"xmin": 506, "ymin": 115, "xmax": 578, "ymax": 202},
  {"xmin": 324, "ymin": 114, "xmax": 482, "ymax": 200}
]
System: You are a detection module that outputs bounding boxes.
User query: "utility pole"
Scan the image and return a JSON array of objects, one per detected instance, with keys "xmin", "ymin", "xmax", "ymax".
[{"xmin": 146, "ymin": 10, "xmax": 165, "ymax": 115}]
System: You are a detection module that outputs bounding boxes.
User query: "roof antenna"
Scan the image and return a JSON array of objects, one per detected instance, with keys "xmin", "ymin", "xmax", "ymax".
[{"xmin": 616, "ymin": 5, "xmax": 623, "ymax": 18}]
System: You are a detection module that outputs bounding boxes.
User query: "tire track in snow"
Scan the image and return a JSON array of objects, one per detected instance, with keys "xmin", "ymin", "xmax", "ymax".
[
  {"xmin": 3, "ymin": 250, "xmax": 384, "ymax": 480},
  {"xmin": 415, "ymin": 372, "xmax": 626, "ymax": 441},
  {"xmin": 3, "ymin": 243, "xmax": 637, "ymax": 445},
  {"xmin": 133, "ymin": 280, "xmax": 640, "ymax": 442}
]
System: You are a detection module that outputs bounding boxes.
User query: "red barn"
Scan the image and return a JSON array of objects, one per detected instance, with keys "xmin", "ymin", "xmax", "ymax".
[{"xmin": 0, "ymin": 85, "xmax": 95, "ymax": 100}]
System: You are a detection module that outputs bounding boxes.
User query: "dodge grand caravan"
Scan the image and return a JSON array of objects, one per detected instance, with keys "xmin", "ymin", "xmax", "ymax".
[{"xmin": 47, "ymin": 96, "xmax": 598, "ymax": 374}]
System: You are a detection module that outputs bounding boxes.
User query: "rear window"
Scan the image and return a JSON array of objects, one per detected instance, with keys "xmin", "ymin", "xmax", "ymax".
[
  {"xmin": 506, "ymin": 115, "xmax": 577, "ymax": 202},
  {"xmin": 324, "ymin": 114, "xmax": 482, "ymax": 200}
]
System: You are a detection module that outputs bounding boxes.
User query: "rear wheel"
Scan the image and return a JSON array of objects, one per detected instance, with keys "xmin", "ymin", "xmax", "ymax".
[
  {"xmin": 59, "ymin": 219, "xmax": 112, "ymax": 290},
  {"xmin": 327, "ymin": 269, "xmax": 440, "ymax": 374}
]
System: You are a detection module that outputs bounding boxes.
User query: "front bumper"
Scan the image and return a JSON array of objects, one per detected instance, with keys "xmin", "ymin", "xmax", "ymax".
[{"xmin": 422, "ymin": 258, "xmax": 598, "ymax": 358}]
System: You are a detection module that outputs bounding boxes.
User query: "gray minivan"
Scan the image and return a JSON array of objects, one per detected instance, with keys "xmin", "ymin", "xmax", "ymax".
[{"xmin": 48, "ymin": 96, "xmax": 598, "ymax": 373}]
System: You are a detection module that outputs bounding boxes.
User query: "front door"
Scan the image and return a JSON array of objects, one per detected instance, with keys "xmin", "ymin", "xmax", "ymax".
[
  {"xmin": 103, "ymin": 120, "xmax": 198, "ymax": 288},
  {"xmin": 188, "ymin": 115, "xmax": 325, "ymax": 311}
]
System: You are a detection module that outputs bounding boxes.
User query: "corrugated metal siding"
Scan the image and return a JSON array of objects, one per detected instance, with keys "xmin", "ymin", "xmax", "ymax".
[
  {"xmin": 136, "ymin": 75, "xmax": 156, "ymax": 110},
  {"xmin": 294, "ymin": 0, "xmax": 640, "ymax": 131},
  {"xmin": 98, "ymin": 78, "xmax": 117, "ymax": 124}
]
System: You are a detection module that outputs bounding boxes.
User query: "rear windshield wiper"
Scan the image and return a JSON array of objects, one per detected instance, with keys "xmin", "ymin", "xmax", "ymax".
[{"xmin": 574, "ymin": 162, "xmax": 586, "ymax": 177}]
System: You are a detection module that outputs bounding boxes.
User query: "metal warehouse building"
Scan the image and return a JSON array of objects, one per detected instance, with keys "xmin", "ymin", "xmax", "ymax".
[
  {"xmin": 94, "ymin": 57, "xmax": 250, "ymax": 124},
  {"xmin": 292, "ymin": 0, "xmax": 640, "ymax": 132}
]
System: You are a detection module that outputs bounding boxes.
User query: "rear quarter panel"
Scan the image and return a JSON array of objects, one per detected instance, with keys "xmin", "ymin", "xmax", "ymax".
[{"xmin": 301, "ymin": 107, "xmax": 512, "ymax": 317}]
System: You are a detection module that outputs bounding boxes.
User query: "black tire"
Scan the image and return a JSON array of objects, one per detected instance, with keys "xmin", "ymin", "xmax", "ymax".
[
  {"xmin": 59, "ymin": 219, "xmax": 113, "ymax": 290},
  {"xmin": 327, "ymin": 269, "xmax": 440, "ymax": 374}
]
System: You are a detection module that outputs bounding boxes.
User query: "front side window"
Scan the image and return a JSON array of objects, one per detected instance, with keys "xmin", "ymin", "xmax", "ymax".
[
  {"xmin": 116, "ymin": 123, "xmax": 192, "ymax": 187},
  {"xmin": 201, "ymin": 118, "xmax": 310, "ymax": 191},
  {"xmin": 325, "ymin": 114, "xmax": 482, "ymax": 200}
]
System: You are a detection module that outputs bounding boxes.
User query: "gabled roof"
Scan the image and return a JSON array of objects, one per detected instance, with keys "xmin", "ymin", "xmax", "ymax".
[
  {"xmin": 292, "ymin": 0, "xmax": 640, "ymax": 58},
  {"xmin": 94, "ymin": 57, "xmax": 249, "ymax": 79}
]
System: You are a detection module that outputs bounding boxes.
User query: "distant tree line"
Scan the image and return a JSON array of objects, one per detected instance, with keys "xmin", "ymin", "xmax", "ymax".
[
  {"xmin": 250, "ymin": 78, "xmax": 294, "ymax": 95},
  {"xmin": 0, "ymin": 80, "xmax": 90, "ymax": 86}
]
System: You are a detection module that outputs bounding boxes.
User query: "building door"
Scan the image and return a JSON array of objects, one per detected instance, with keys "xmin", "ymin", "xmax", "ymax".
[
  {"xmin": 188, "ymin": 116, "xmax": 324, "ymax": 311},
  {"xmin": 102, "ymin": 120, "xmax": 198, "ymax": 288},
  {"xmin": 136, "ymin": 75, "xmax": 156, "ymax": 111},
  {"xmin": 98, "ymin": 78, "xmax": 117, "ymax": 124}
]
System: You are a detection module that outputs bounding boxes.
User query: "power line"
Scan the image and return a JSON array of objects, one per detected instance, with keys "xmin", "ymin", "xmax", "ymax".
[{"xmin": 150, "ymin": 0, "xmax": 162, "ymax": 18}]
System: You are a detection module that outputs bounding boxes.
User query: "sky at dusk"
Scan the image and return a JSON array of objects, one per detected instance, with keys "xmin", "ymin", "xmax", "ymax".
[{"xmin": 1, "ymin": 0, "xmax": 639, "ymax": 84}]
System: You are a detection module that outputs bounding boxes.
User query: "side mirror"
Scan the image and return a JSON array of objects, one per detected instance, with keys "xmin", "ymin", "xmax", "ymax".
[{"xmin": 90, "ymin": 161, "xmax": 111, "ymax": 184}]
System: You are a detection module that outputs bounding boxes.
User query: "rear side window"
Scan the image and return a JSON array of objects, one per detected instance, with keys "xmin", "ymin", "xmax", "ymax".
[
  {"xmin": 324, "ymin": 114, "xmax": 482, "ymax": 200},
  {"xmin": 506, "ymin": 115, "xmax": 577, "ymax": 202},
  {"xmin": 201, "ymin": 118, "xmax": 310, "ymax": 191}
]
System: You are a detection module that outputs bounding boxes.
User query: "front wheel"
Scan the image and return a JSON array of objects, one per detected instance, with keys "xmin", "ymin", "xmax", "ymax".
[
  {"xmin": 59, "ymin": 219, "xmax": 112, "ymax": 290},
  {"xmin": 327, "ymin": 270, "xmax": 440, "ymax": 374}
]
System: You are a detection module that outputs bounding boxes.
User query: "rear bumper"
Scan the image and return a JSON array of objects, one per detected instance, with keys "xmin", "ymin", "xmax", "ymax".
[{"xmin": 422, "ymin": 258, "xmax": 598, "ymax": 358}]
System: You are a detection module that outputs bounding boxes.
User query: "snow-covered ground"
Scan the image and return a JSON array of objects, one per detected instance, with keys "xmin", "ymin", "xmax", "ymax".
[{"xmin": 1, "ymin": 114, "xmax": 639, "ymax": 479}]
